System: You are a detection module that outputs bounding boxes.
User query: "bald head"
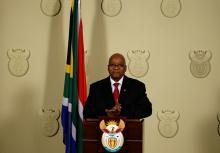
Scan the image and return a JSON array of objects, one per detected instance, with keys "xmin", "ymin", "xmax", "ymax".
[
  {"xmin": 108, "ymin": 53, "xmax": 127, "ymax": 82},
  {"xmin": 108, "ymin": 53, "xmax": 126, "ymax": 66}
]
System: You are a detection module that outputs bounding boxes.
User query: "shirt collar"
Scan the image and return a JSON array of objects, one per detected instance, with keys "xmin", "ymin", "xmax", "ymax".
[{"xmin": 110, "ymin": 76, "xmax": 124, "ymax": 86}]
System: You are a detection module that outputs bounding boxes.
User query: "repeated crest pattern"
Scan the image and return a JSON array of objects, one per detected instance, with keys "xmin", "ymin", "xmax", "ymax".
[
  {"xmin": 7, "ymin": 49, "xmax": 30, "ymax": 77},
  {"xmin": 189, "ymin": 50, "xmax": 212, "ymax": 78},
  {"xmin": 127, "ymin": 50, "xmax": 150, "ymax": 78},
  {"xmin": 101, "ymin": 0, "xmax": 122, "ymax": 17},
  {"xmin": 40, "ymin": 0, "xmax": 61, "ymax": 16},
  {"xmin": 160, "ymin": 0, "xmax": 182, "ymax": 18},
  {"xmin": 157, "ymin": 110, "xmax": 180, "ymax": 138},
  {"xmin": 41, "ymin": 108, "xmax": 60, "ymax": 137},
  {"xmin": 217, "ymin": 113, "xmax": 220, "ymax": 136}
]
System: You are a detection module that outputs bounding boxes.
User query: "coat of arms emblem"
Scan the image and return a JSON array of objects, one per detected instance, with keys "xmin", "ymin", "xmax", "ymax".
[
  {"xmin": 127, "ymin": 50, "xmax": 150, "ymax": 78},
  {"xmin": 40, "ymin": 0, "xmax": 61, "ymax": 16},
  {"xmin": 189, "ymin": 50, "xmax": 212, "ymax": 78},
  {"xmin": 160, "ymin": 0, "xmax": 182, "ymax": 18},
  {"xmin": 217, "ymin": 113, "xmax": 220, "ymax": 136},
  {"xmin": 41, "ymin": 108, "xmax": 60, "ymax": 137},
  {"xmin": 99, "ymin": 119, "xmax": 125, "ymax": 152},
  {"xmin": 101, "ymin": 0, "xmax": 122, "ymax": 17},
  {"xmin": 157, "ymin": 110, "xmax": 180, "ymax": 138},
  {"xmin": 7, "ymin": 49, "xmax": 30, "ymax": 77}
]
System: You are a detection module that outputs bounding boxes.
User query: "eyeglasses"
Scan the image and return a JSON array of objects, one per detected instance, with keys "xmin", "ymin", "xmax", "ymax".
[{"xmin": 108, "ymin": 64, "xmax": 125, "ymax": 68}]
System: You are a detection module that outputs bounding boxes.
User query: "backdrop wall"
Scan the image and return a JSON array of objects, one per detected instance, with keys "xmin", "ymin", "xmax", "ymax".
[{"xmin": 0, "ymin": 0, "xmax": 220, "ymax": 153}]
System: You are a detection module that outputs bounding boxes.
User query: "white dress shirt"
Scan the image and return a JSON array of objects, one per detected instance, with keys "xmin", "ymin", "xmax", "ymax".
[{"xmin": 110, "ymin": 76, "xmax": 124, "ymax": 93}]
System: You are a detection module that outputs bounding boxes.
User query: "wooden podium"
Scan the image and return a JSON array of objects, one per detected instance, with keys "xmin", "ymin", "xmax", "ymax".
[{"xmin": 83, "ymin": 118, "xmax": 143, "ymax": 153}]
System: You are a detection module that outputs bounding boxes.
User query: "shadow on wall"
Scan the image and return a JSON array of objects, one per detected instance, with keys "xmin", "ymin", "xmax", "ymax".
[
  {"xmin": 198, "ymin": 116, "xmax": 220, "ymax": 153},
  {"xmin": 198, "ymin": 92, "xmax": 220, "ymax": 153},
  {"xmin": 0, "ymin": 3, "xmax": 5, "ymax": 103},
  {"xmin": 86, "ymin": 0, "xmax": 108, "ymax": 85},
  {"xmin": 42, "ymin": 10, "xmax": 66, "ymax": 109},
  {"xmin": 0, "ymin": 87, "xmax": 36, "ymax": 153}
]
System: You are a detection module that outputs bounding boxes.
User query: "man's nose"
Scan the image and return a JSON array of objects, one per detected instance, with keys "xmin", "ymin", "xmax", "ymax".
[{"xmin": 114, "ymin": 65, "xmax": 119, "ymax": 69}]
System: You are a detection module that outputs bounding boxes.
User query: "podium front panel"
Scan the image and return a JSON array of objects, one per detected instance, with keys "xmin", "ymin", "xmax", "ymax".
[{"xmin": 83, "ymin": 118, "xmax": 143, "ymax": 153}]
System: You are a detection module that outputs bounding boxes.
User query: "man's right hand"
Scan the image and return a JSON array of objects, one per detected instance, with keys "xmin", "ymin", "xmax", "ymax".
[{"xmin": 105, "ymin": 103, "xmax": 122, "ymax": 117}]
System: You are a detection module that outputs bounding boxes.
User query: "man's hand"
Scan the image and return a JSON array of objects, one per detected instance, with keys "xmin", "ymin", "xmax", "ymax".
[{"xmin": 105, "ymin": 103, "xmax": 122, "ymax": 117}]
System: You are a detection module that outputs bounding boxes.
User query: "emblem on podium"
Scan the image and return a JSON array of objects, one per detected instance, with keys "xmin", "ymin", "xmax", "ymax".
[{"xmin": 99, "ymin": 119, "xmax": 125, "ymax": 152}]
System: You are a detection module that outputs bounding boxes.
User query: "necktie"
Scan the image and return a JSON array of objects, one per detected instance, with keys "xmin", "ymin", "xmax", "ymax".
[{"xmin": 113, "ymin": 83, "xmax": 120, "ymax": 104}]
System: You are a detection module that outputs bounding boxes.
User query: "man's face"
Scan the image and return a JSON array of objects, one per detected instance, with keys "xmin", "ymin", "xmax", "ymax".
[{"xmin": 108, "ymin": 55, "xmax": 127, "ymax": 81}]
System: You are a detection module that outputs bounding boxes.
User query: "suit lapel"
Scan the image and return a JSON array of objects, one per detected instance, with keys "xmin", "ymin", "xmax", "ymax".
[
  {"xmin": 103, "ymin": 77, "xmax": 115, "ymax": 106},
  {"xmin": 119, "ymin": 76, "xmax": 130, "ymax": 104}
]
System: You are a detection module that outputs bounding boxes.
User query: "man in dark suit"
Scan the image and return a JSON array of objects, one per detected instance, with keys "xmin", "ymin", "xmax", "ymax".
[{"xmin": 83, "ymin": 53, "xmax": 152, "ymax": 119}]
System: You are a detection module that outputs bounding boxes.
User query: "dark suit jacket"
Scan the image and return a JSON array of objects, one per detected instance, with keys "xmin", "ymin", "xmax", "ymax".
[{"xmin": 83, "ymin": 76, "xmax": 152, "ymax": 119}]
